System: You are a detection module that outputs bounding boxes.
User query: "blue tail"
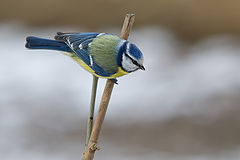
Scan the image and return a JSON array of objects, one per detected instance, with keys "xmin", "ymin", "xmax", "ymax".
[{"xmin": 25, "ymin": 36, "xmax": 72, "ymax": 52}]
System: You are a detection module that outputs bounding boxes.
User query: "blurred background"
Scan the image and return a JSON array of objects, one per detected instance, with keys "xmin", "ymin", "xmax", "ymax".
[{"xmin": 1, "ymin": 0, "xmax": 240, "ymax": 160}]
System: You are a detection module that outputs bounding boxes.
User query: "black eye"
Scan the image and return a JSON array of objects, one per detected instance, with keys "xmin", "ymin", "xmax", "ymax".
[
  {"xmin": 132, "ymin": 59, "xmax": 140, "ymax": 66},
  {"xmin": 125, "ymin": 53, "xmax": 141, "ymax": 67}
]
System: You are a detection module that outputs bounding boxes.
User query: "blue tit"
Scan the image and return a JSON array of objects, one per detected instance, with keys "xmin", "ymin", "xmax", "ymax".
[{"xmin": 25, "ymin": 32, "xmax": 145, "ymax": 80}]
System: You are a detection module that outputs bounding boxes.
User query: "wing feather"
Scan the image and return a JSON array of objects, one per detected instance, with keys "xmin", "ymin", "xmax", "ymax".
[{"xmin": 54, "ymin": 32, "xmax": 116, "ymax": 77}]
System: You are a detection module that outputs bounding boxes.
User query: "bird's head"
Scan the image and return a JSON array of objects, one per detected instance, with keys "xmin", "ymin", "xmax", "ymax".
[{"xmin": 118, "ymin": 41, "xmax": 145, "ymax": 73}]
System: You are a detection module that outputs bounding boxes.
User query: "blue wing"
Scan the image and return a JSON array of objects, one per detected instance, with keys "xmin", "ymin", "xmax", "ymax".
[{"xmin": 55, "ymin": 32, "xmax": 114, "ymax": 77}]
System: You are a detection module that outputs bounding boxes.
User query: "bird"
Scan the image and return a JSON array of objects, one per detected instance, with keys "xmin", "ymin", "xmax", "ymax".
[{"xmin": 25, "ymin": 32, "xmax": 145, "ymax": 83}]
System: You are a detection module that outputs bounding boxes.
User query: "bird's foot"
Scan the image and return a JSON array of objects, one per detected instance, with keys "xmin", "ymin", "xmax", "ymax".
[{"xmin": 110, "ymin": 78, "xmax": 118, "ymax": 85}]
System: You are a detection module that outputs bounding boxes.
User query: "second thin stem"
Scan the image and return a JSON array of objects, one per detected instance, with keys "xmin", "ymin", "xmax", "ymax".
[{"xmin": 85, "ymin": 75, "xmax": 99, "ymax": 148}]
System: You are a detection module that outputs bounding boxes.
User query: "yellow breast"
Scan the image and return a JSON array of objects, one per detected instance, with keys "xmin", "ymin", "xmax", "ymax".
[{"xmin": 71, "ymin": 55, "xmax": 128, "ymax": 79}]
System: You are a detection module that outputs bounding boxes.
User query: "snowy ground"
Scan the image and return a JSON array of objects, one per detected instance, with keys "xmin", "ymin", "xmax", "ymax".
[{"xmin": 1, "ymin": 23, "xmax": 240, "ymax": 159}]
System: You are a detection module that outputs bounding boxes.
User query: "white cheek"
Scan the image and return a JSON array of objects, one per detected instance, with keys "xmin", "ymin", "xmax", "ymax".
[{"xmin": 122, "ymin": 55, "xmax": 138, "ymax": 72}]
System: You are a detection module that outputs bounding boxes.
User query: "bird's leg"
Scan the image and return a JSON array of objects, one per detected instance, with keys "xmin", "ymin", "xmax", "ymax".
[{"xmin": 110, "ymin": 78, "xmax": 118, "ymax": 85}]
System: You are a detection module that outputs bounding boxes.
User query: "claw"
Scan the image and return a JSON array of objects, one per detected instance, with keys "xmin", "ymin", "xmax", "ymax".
[{"xmin": 110, "ymin": 78, "xmax": 118, "ymax": 85}]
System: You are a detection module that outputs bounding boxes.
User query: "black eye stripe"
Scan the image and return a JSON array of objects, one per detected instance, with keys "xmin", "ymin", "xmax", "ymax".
[{"xmin": 125, "ymin": 53, "xmax": 141, "ymax": 67}]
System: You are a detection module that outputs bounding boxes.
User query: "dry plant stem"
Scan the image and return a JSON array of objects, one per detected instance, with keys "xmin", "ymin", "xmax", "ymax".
[
  {"xmin": 83, "ymin": 13, "xmax": 135, "ymax": 160},
  {"xmin": 85, "ymin": 75, "xmax": 99, "ymax": 148}
]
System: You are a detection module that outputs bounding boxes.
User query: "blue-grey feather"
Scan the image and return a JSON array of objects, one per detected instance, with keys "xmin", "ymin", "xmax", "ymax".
[
  {"xmin": 72, "ymin": 38, "xmax": 94, "ymax": 50},
  {"xmin": 55, "ymin": 32, "xmax": 99, "ymax": 44},
  {"xmin": 81, "ymin": 39, "xmax": 94, "ymax": 49},
  {"xmin": 72, "ymin": 39, "xmax": 87, "ymax": 50},
  {"xmin": 74, "ymin": 49, "xmax": 91, "ymax": 65},
  {"xmin": 68, "ymin": 33, "xmax": 99, "ymax": 43}
]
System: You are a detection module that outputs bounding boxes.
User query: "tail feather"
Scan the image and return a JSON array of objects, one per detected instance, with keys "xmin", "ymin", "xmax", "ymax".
[
  {"xmin": 54, "ymin": 32, "xmax": 66, "ymax": 41},
  {"xmin": 25, "ymin": 36, "xmax": 72, "ymax": 52}
]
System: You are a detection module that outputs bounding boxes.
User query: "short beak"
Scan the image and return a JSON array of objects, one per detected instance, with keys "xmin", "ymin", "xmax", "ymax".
[{"xmin": 139, "ymin": 65, "xmax": 145, "ymax": 71}]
